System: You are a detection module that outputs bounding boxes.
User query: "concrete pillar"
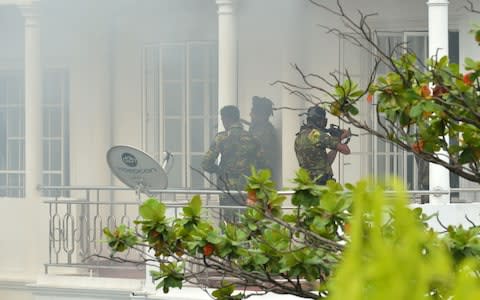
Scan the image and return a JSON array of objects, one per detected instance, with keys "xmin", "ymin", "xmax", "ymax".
[
  {"xmin": 216, "ymin": 0, "xmax": 238, "ymax": 131},
  {"xmin": 21, "ymin": 3, "xmax": 43, "ymax": 201},
  {"xmin": 20, "ymin": 2, "xmax": 47, "ymax": 276},
  {"xmin": 427, "ymin": 0, "xmax": 450, "ymax": 204}
]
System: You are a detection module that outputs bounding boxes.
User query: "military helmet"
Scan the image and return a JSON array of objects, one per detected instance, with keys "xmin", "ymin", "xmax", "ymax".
[
  {"xmin": 252, "ymin": 96, "xmax": 274, "ymax": 116},
  {"xmin": 306, "ymin": 106, "xmax": 326, "ymax": 123}
]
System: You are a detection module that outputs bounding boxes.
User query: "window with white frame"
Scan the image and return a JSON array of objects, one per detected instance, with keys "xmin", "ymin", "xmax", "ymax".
[
  {"xmin": 0, "ymin": 69, "xmax": 69, "ymax": 197},
  {"xmin": 143, "ymin": 42, "xmax": 218, "ymax": 189},
  {"xmin": 373, "ymin": 31, "xmax": 459, "ymax": 191},
  {"xmin": 42, "ymin": 69, "xmax": 70, "ymax": 197},
  {"xmin": 0, "ymin": 70, "xmax": 24, "ymax": 197}
]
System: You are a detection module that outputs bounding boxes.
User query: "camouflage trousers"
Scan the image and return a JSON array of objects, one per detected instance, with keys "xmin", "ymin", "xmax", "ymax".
[
  {"xmin": 314, "ymin": 173, "xmax": 334, "ymax": 185},
  {"xmin": 219, "ymin": 194, "xmax": 245, "ymax": 223}
]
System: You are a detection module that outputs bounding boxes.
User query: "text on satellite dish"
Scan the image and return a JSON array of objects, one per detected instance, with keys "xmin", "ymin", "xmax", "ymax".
[{"xmin": 116, "ymin": 167, "xmax": 159, "ymax": 174}]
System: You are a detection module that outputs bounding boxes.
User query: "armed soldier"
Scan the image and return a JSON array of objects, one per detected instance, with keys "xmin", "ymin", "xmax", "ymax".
[
  {"xmin": 294, "ymin": 106, "xmax": 351, "ymax": 185},
  {"xmin": 202, "ymin": 105, "xmax": 263, "ymax": 222},
  {"xmin": 248, "ymin": 96, "xmax": 278, "ymax": 182}
]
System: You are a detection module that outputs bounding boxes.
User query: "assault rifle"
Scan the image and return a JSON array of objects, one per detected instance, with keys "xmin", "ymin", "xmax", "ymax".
[{"xmin": 325, "ymin": 124, "xmax": 358, "ymax": 144}]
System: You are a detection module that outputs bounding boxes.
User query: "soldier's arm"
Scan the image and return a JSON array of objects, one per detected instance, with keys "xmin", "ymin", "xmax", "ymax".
[
  {"xmin": 202, "ymin": 136, "xmax": 222, "ymax": 174},
  {"xmin": 319, "ymin": 130, "xmax": 350, "ymax": 165},
  {"xmin": 336, "ymin": 143, "xmax": 351, "ymax": 155},
  {"xmin": 326, "ymin": 149, "xmax": 338, "ymax": 165},
  {"xmin": 319, "ymin": 132, "xmax": 341, "ymax": 150}
]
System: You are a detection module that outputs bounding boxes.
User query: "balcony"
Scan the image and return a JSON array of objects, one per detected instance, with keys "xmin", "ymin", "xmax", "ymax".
[{"xmin": 40, "ymin": 185, "xmax": 480, "ymax": 281}]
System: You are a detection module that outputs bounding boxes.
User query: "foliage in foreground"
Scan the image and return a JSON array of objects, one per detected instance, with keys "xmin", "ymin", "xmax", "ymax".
[
  {"xmin": 104, "ymin": 169, "xmax": 480, "ymax": 299},
  {"xmin": 328, "ymin": 180, "xmax": 480, "ymax": 300}
]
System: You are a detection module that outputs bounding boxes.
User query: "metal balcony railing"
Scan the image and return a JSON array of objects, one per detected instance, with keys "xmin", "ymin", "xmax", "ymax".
[{"xmin": 40, "ymin": 185, "xmax": 480, "ymax": 279}]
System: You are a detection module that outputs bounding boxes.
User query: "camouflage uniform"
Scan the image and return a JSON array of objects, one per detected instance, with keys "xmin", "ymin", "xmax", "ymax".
[
  {"xmin": 249, "ymin": 121, "xmax": 277, "ymax": 174},
  {"xmin": 294, "ymin": 126, "xmax": 340, "ymax": 185},
  {"xmin": 202, "ymin": 121, "xmax": 263, "ymax": 222},
  {"xmin": 249, "ymin": 96, "xmax": 278, "ymax": 183}
]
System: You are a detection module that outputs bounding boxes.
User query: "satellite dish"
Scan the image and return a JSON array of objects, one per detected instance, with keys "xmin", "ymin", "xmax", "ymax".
[{"xmin": 106, "ymin": 145, "xmax": 168, "ymax": 195}]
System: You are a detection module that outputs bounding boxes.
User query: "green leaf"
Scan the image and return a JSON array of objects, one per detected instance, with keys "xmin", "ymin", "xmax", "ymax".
[
  {"xmin": 252, "ymin": 254, "xmax": 269, "ymax": 265},
  {"xmin": 348, "ymin": 105, "xmax": 359, "ymax": 115},
  {"xmin": 206, "ymin": 231, "xmax": 222, "ymax": 244},
  {"xmin": 423, "ymin": 101, "xmax": 443, "ymax": 112},
  {"xmin": 459, "ymin": 148, "xmax": 476, "ymax": 164},
  {"xmin": 409, "ymin": 103, "xmax": 424, "ymax": 118},
  {"xmin": 465, "ymin": 57, "xmax": 477, "ymax": 70},
  {"xmin": 437, "ymin": 55, "xmax": 449, "ymax": 68},
  {"xmin": 139, "ymin": 198, "xmax": 166, "ymax": 221},
  {"xmin": 183, "ymin": 195, "xmax": 202, "ymax": 217}
]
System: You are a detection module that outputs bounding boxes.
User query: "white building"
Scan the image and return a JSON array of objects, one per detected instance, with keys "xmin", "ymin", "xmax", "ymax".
[{"xmin": 0, "ymin": 0, "xmax": 479, "ymax": 299}]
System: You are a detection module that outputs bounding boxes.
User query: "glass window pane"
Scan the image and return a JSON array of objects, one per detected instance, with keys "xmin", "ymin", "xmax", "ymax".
[
  {"xmin": 49, "ymin": 107, "xmax": 61, "ymax": 137},
  {"xmin": 6, "ymin": 78, "xmax": 22, "ymax": 105},
  {"xmin": 43, "ymin": 174, "xmax": 50, "ymax": 187},
  {"xmin": 165, "ymin": 119, "xmax": 183, "ymax": 152},
  {"xmin": 0, "ymin": 79, "xmax": 6, "ymax": 105},
  {"xmin": 208, "ymin": 45, "xmax": 218, "ymax": 81},
  {"xmin": 164, "ymin": 83, "xmax": 183, "ymax": 116},
  {"xmin": 7, "ymin": 108, "xmax": 21, "ymax": 137},
  {"xmin": 7, "ymin": 139, "xmax": 20, "ymax": 170},
  {"xmin": 7, "ymin": 173, "xmax": 23, "ymax": 197},
  {"xmin": 51, "ymin": 174, "xmax": 61, "ymax": 186},
  {"xmin": 190, "ymin": 119, "xmax": 204, "ymax": 152},
  {"xmin": 397, "ymin": 152, "xmax": 404, "ymax": 177},
  {"xmin": 19, "ymin": 108, "xmax": 24, "ymax": 136},
  {"xmin": 168, "ymin": 157, "xmax": 184, "ymax": 188},
  {"xmin": 19, "ymin": 139, "xmax": 24, "ymax": 170},
  {"xmin": 189, "ymin": 45, "xmax": 207, "ymax": 80},
  {"xmin": 407, "ymin": 155, "xmax": 414, "ymax": 189},
  {"xmin": 0, "ymin": 174, "xmax": 6, "ymax": 197},
  {"xmin": 189, "ymin": 82, "xmax": 204, "ymax": 116},
  {"xmin": 162, "ymin": 46, "xmax": 184, "ymax": 81},
  {"xmin": 407, "ymin": 35, "xmax": 427, "ymax": 69},
  {"xmin": 449, "ymin": 31, "xmax": 459, "ymax": 65},
  {"xmin": 209, "ymin": 118, "xmax": 218, "ymax": 140},
  {"xmin": 43, "ymin": 107, "xmax": 62, "ymax": 137},
  {"xmin": 51, "ymin": 140, "xmax": 61, "ymax": 171},
  {"xmin": 0, "ymin": 112, "xmax": 6, "ymax": 170},
  {"xmin": 43, "ymin": 108, "xmax": 50, "ymax": 137},
  {"xmin": 43, "ymin": 141, "xmax": 50, "ymax": 171},
  {"xmin": 190, "ymin": 155, "xmax": 205, "ymax": 188},
  {"xmin": 8, "ymin": 174, "xmax": 19, "ymax": 186},
  {"xmin": 377, "ymin": 154, "xmax": 386, "ymax": 176},
  {"xmin": 377, "ymin": 35, "xmax": 402, "ymax": 74},
  {"xmin": 209, "ymin": 82, "xmax": 218, "ymax": 116},
  {"xmin": 45, "ymin": 80, "xmax": 61, "ymax": 105}
]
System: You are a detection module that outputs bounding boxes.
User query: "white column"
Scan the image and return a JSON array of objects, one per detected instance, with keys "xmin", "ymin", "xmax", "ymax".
[
  {"xmin": 427, "ymin": 0, "xmax": 450, "ymax": 204},
  {"xmin": 22, "ymin": 3, "xmax": 43, "ymax": 200},
  {"xmin": 216, "ymin": 0, "xmax": 238, "ymax": 131},
  {"xmin": 19, "ymin": 3, "xmax": 46, "ymax": 275}
]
